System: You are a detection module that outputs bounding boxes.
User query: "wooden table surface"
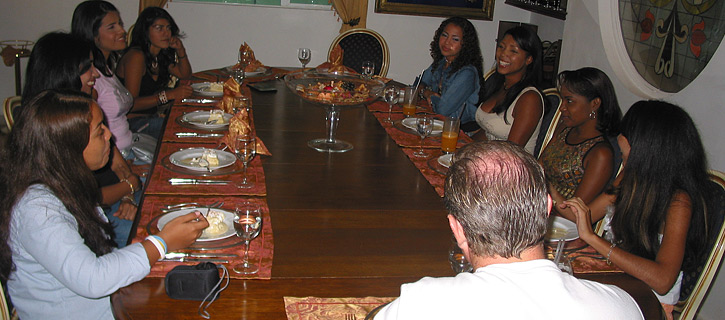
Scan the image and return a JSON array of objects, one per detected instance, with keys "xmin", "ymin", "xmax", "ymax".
[{"xmin": 112, "ymin": 73, "xmax": 662, "ymax": 319}]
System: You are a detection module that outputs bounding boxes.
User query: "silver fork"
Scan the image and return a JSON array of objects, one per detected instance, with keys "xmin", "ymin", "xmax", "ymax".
[{"xmin": 162, "ymin": 201, "xmax": 222, "ymax": 213}]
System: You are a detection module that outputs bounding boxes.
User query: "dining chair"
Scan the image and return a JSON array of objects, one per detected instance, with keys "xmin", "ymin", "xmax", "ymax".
[
  {"xmin": 328, "ymin": 28, "xmax": 389, "ymax": 77},
  {"xmin": 675, "ymin": 170, "xmax": 725, "ymax": 320},
  {"xmin": 534, "ymin": 88, "xmax": 562, "ymax": 159},
  {"xmin": 2, "ymin": 95, "xmax": 21, "ymax": 133},
  {"xmin": 0, "ymin": 283, "xmax": 16, "ymax": 320}
]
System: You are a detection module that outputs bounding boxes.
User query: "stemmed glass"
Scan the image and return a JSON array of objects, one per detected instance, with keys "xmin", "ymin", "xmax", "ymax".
[
  {"xmin": 414, "ymin": 115, "xmax": 434, "ymax": 158},
  {"xmin": 298, "ymin": 48, "xmax": 311, "ymax": 69},
  {"xmin": 382, "ymin": 85, "xmax": 398, "ymax": 124},
  {"xmin": 449, "ymin": 236, "xmax": 473, "ymax": 273},
  {"xmin": 233, "ymin": 134, "xmax": 257, "ymax": 188},
  {"xmin": 232, "ymin": 202, "xmax": 263, "ymax": 274},
  {"xmin": 361, "ymin": 61, "xmax": 375, "ymax": 78}
]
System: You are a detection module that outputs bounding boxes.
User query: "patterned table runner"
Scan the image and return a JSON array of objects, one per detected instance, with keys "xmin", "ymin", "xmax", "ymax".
[
  {"xmin": 284, "ymin": 296, "xmax": 395, "ymax": 320},
  {"xmin": 372, "ymin": 113, "xmax": 472, "ymax": 149},
  {"xmin": 546, "ymin": 238, "xmax": 623, "ymax": 274},
  {"xmin": 145, "ymin": 142, "xmax": 267, "ymax": 196},
  {"xmin": 133, "ymin": 195, "xmax": 273, "ymax": 279}
]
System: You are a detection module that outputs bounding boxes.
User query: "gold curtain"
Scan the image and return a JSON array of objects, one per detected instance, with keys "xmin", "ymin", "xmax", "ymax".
[
  {"xmin": 139, "ymin": 0, "xmax": 169, "ymax": 13},
  {"xmin": 329, "ymin": 0, "xmax": 368, "ymax": 33}
]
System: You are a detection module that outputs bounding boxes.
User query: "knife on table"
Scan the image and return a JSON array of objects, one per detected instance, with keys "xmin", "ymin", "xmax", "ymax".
[
  {"xmin": 161, "ymin": 257, "xmax": 229, "ymax": 263},
  {"xmin": 176, "ymin": 132, "xmax": 224, "ymax": 138},
  {"xmin": 169, "ymin": 178, "xmax": 231, "ymax": 185},
  {"xmin": 166, "ymin": 252, "xmax": 238, "ymax": 259},
  {"xmin": 181, "ymin": 98, "xmax": 218, "ymax": 104}
]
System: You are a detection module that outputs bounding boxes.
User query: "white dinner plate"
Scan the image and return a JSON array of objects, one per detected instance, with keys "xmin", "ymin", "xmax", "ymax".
[
  {"xmin": 401, "ymin": 117, "xmax": 444, "ymax": 135},
  {"xmin": 181, "ymin": 110, "xmax": 232, "ymax": 129},
  {"xmin": 191, "ymin": 82, "xmax": 224, "ymax": 97},
  {"xmin": 157, "ymin": 208, "xmax": 235, "ymax": 242},
  {"xmin": 168, "ymin": 148, "xmax": 236, "ymax": 171},
  {"xmin": 438, "ymin": 154, "xmax": 453, "ymax": 168},
  {"xmin": 545, "ymin": 216, "xmax": 579, "ymax": 242}
]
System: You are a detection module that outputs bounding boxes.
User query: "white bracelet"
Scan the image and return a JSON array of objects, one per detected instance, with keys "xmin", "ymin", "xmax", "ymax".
[{"xmin": 145, "ymin": 235, "xmax": 166, "ymax": 260}]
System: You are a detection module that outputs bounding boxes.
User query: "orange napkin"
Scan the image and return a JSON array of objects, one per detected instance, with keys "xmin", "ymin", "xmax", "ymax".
[
  {"xmin": 316, "ymin": 44, "xmax": 356, "ymax": 73},
  {"xmin": 231, "ymin": 42, "xmax": 265, "ymax": 72},
  {"xmin": 219, "ymin": 112, "xmax": 271, "ymax": 156},
  {"xmin": 217, "ymin": 78, "xmax": 243, "ymax": 114}
]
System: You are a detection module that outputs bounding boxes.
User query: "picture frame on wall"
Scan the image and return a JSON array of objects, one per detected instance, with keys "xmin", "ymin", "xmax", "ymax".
[{"xmin": 374, "ymin": 0, "xmax": 495, "ymax": 21}]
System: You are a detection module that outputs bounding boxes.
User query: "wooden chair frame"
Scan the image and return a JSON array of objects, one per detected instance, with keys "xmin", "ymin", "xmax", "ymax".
[
  {"xmin": 328, "ymin": 28, "xmax": 390, "ymax": 77},
  {"xmin": 3, "ymin": 96, "xmax": 21, "ymax": 132},
  {"xmin": 676, "ymin": 170, "xmax": 725, "ymax": 319},
  {"xmin": 535, "ymin": 88, "xmax": 562, "ymax": 159}
]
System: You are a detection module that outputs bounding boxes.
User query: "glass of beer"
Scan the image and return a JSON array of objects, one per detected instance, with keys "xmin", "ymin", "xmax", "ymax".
[
  {"xmin": 402, "ymin": 86, "xmax": 417, "ymax": 117},
  {"xmin": 441, "ymin": 117, "xmax": 460, "ymax": 154}
]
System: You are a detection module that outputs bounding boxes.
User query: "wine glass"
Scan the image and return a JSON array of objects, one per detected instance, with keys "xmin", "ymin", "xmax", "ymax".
[
  {"xmin": 382, "ymin": 85, "xmax": 398, "ymax": 124},
  {"xmin": 298, "ymin": 48, "xmax": 311, "ymax": 69},
  {"xmin": 231, "ymin": 68, "xmax": 245, "ymax": 85},
  {"xmin": 233, "ymin": 134, "xmax": 257, "ymax": 188},
  {"xmin": 414, "ymin": 115, "xmax": 434, "ymax": 158},
  {"xmin": 232, "ymin": 202, "xmax": 263, "ymax": 274},
  {"xmin": 361, "ymin": 61, "xmax": 375, "ymax": 79}
]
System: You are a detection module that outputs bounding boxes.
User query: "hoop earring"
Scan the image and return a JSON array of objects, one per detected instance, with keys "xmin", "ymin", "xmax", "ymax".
[{"xmin": 589, "ymin": 110, "xmax": 597, "ymax": 119}]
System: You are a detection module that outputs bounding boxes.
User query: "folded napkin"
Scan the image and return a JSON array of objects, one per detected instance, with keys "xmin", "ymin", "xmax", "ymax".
[
  {"xmin": 230, "ymin": 42, "xmax": 266, "ymax": 72},
  {"xmin": 217, "ymin": 78, "xmax": 243, "ymax": 114},
  {"xmin": 316, "ymin": 44, "xmax": 356, "ymax": 73},
  {"xmin": 219, "ymin": 112, "xmax": 271, "ymax": 156}
]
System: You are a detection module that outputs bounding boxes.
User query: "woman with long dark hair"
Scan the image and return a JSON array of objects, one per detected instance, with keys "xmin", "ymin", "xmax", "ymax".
[
  {"xmin": 418, "ymin": 17, "xmax": 484, "ymax": 129},
  {"xmin": 540, "ymin": 67, "xmax": 622, "ymax": 214},
  {"xmin": 473, "ymin": 26, "xmax": 544, "ymax": 154},
  {"xmin": 562, "ymin": 100, "xmax": 709, "ymax": 318},
  {"xmin": 0, "ymin": 90, "xmax": 207, "ymax": 319},
  {"xmin": 22, "ymin": 31, "xmax": 140, "ymax": 248},
  {"xmin": 116, "ymin": 6, "xmax": 192, "ymax": 120}
]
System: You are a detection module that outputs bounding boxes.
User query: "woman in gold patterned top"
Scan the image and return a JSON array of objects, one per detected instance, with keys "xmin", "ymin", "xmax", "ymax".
[{"xmin": 539, "ymin": 67, "xmax": 622, "ymax": 215}]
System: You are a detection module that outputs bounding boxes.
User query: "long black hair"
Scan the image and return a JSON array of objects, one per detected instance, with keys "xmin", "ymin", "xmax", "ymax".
[
  {"xmin": 557, "ymin": 67, "xmax": 622, "ymax": 136},
  {"xmin": 21, "ymin": 32, "xmax": 93, "ymax": 103},
  {"xmin": 611, "ymin": 100, "xmax": 708, "ymax": 272},
  {"xmin": 429, "ymin": 17, "xmax": 484, "ymax": 87},
  {"xmin": 0, "ymin": 89, "xmax": 115, "ymax": 283},
  {"xmin": 128, "ymin": 6, "xmax": 183, "ymax": 89},
  {"xmin": 71, "ymin": 0, "xmax": 122, "ymax": 77},
  {"xmin": 480, "ymin": 26, "xmax": 543, "ymax": 123}
]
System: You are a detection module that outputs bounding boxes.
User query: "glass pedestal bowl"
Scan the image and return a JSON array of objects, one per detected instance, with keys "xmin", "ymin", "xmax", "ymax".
[{"xmin": 284, "ymin": 71, "xmax": 384, "ymax": 152}]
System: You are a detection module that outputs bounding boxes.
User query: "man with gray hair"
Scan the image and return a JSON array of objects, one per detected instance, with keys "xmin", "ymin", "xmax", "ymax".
[{"xmin": 375, "ymin": 141, "xmax": 643, "ymax": 319}]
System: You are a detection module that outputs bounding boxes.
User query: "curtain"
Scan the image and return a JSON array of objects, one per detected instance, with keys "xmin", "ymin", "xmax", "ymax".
[
  {"xmin": 139, "ymin": 0, "xmax": 169, "ymax": 13},
  {"xmin": 329, "ymin": 0, "xmax": 368, "ymax": 33}
]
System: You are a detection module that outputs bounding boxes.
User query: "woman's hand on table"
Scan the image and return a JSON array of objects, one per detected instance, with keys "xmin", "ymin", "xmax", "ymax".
[
  {"xmin": 158, "ymin": 211, "xmax": 209, "ymax": 252},
  {"xmin": 168, "ymin": 84, "xmax": 193, "ymax": 101},
  {"xmin": 560, "ymin": 197, "xmax": 597, "ymax": 241}
]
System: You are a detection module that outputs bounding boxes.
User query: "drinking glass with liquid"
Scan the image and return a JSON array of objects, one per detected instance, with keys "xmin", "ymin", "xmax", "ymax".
[
  {"xmin": 441, "ymin": 117, "xmax": 460, "ymax": 154},
  {"xmin": 402, "ymin": 86, "xmax": 417, "ymax": 117}
]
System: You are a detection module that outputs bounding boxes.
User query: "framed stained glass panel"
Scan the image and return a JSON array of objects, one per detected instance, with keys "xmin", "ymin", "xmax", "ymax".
[{"xmin": 618, "ymin": 0, "xmax": 725, "ymax": 93}]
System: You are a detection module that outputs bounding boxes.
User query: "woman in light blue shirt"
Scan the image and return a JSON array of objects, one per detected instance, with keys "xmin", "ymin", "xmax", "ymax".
[
  {"xmin": 0, "ymin": 90, "xmax": 208, "ymax": 319},
  {"xmin": 418, "ymin": 17, "xmax": 484, "ymax": 131}
]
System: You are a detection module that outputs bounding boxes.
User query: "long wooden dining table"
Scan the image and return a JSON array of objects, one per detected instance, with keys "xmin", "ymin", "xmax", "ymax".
[{"xmin": 111, "ymin": 69, "xmax": 662, "ymax": 319}]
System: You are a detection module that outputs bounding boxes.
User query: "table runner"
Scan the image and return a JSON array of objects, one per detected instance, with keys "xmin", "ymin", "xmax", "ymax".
[
  {"xmin": 284, "ymin": 296, "xmax": 395, "ymax": 320},
  {"xmin": 132, "ymin": 195, "xmax": 273, "ymax": 279},
  {"xmin": 400, "ymin": 148, "xmax": 446, "ymax": 197},
  {"xmin": 162, "ymin": 107, "xmax": 230, "ymax": 143},
  {"xmin": 367, "ymin": 100, "xmax": 434, "ymax": 114},
  {"xmin": 546, "ymin": 239, "xmax": 623, "ymax": 274},
  {"xmin": 372, "ymin": 113, "xmax": 472, "ymax": 149},
  {"xmin": 193, "ymin": 67, "xmax": 295, "ymax": 84},
  {"xmin": 145, "ymin": 142, "xmax": 267, "ymax": 196}
]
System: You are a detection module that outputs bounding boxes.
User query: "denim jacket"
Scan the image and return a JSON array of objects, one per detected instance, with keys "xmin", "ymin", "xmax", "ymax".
[{"xmin": 419, "ymin": 63, "xmax": 480, "ymax": 124}]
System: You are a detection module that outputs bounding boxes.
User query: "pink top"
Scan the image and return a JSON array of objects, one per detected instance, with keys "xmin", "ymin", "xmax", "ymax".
[{"xmin": 95, "ymin": 72, "xmax": 134, "ymax": 151}]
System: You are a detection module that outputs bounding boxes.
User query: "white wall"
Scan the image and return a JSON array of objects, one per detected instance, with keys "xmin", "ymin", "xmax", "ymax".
[{"xmin": 559, "ymin": 1, "xmax": 725, "ymax": 319}]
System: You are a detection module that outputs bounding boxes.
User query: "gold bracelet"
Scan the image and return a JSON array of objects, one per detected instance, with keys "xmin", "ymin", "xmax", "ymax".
[
  {"xmin": 121, "ymin": 178, "xmax": 135, "ymax": 195},
  {"xmin": 122, "ymin": 195, "xmax": 138, "ymax": 206},
  {"xmin": 177, "ymin": 53, "xmax": 187, "ymax": 60},
  {"xmin": 606, "ymin": 242, "xmax": 617, "ymax": 265}
]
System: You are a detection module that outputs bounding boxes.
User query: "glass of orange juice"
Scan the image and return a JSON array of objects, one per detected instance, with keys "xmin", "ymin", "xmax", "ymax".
[
  {"xmin": 402, "ymin": 86, "xmax": 417, "ymax": 117},
  {"xmin": 441, "ymin": 117, "xmax": 460, "ymax": 154}
]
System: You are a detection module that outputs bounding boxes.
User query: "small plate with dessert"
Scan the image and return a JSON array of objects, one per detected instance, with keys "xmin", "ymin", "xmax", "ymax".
[
  {"xmin": 191, "ymin": 82, "xmax": 224, "ymax": 97},
  {"xmin": 181, "ymin": 110, "xmax": 232, "ymax": 130},
  {"xmin": 169, "ymin": 148, "xmax": 236, "ymax": 172},
  {"xmin": 157, "ymin": 208, "xmax": 235, "ymax": 242}
]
